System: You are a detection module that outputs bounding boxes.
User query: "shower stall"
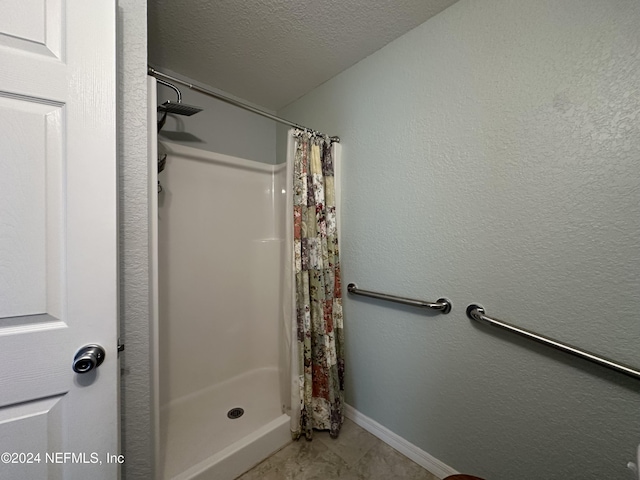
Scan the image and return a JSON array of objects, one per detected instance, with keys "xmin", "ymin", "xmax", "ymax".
[{"xmin": 149, "ymin": 78, "xmax": 294, "ymax": 480}]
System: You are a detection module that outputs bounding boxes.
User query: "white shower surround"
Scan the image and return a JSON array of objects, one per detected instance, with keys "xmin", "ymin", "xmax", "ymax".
[{"xmin": 156, "ymin": 142, "xmax": 291, "ymax": 479}]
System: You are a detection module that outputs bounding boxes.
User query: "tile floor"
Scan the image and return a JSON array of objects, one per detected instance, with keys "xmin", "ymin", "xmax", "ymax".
[{"xmin": 236, "ymin": 418, "xmax": 440, "ymax": 480}]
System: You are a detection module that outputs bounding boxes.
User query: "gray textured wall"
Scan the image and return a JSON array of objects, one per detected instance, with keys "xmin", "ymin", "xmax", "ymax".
[
  {"xmin": 156, "ymin": 68, "xmax": 277, "ymax": 164},
  {"xmin": 279, "ymin": 1, "xmax": 640, "ymax": 478},
  {"xmin": 117, "ymin": 1, "xmax": 152, "ymax": 478}
]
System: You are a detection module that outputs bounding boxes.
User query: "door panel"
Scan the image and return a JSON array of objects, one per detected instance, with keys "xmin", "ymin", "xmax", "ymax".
[
  {"xmin": 0, "ymin": 97, "xmax": 63, "ymax": 319},
  {"xmin": 0, "ymin": 395, "xmax": 66, "ymax": 479}
]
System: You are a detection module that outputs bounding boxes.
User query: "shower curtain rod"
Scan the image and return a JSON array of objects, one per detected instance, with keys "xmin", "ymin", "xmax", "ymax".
[{"xmin": 148, "ymin": 67, "xmax": 340, "ymax": 143}]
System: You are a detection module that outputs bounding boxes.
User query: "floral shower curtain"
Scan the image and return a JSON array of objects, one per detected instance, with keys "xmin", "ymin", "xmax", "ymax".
[{"xmin": 289, "ymin": 129, "xmax": 345, "ymax": 439}]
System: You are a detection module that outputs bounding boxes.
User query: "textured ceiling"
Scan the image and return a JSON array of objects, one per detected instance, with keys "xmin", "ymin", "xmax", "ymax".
[{"xmin": 148, "ymin": 0, "xmax": 459, "ymax": 110}]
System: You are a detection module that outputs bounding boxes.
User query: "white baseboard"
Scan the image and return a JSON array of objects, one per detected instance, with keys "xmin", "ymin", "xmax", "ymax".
[{"xmin": 344, "ymin": 404, "xmax": 458, "ymax": 479}]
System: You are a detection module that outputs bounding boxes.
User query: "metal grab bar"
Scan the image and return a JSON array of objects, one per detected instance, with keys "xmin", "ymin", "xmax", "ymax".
[
  {"xmin": 466, "ymin": 304, "xmax": 640, "ymax": 380},
  {"xmin": 347, "ymin": 283, "xmax": 452, "ymax": 314}
]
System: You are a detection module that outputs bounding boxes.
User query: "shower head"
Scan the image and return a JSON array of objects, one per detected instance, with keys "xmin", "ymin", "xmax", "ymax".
[
  {"xmin": 158, "ymin": 100, "xmax": 202, "ymax": 116},
  {"xmin": 156, "ymin": 78, "xmax": 203, "ymax": 116}
]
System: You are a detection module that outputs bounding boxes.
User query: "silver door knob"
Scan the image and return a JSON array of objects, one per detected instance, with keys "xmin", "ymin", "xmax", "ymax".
[{"xmin": 73, "ymin": 344, "xmax": 106, "ymax": 373}]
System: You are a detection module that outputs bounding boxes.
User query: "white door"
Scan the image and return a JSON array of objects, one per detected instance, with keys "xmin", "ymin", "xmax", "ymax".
[{"xmin": 0, "ymin": 1, "xmax": 118, "ymax": 479}]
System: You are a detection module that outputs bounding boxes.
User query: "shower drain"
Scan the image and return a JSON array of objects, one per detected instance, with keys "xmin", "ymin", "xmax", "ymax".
[{"xmin": 227, "ymin": 407, "xmax": 245, "ymax": 419}]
